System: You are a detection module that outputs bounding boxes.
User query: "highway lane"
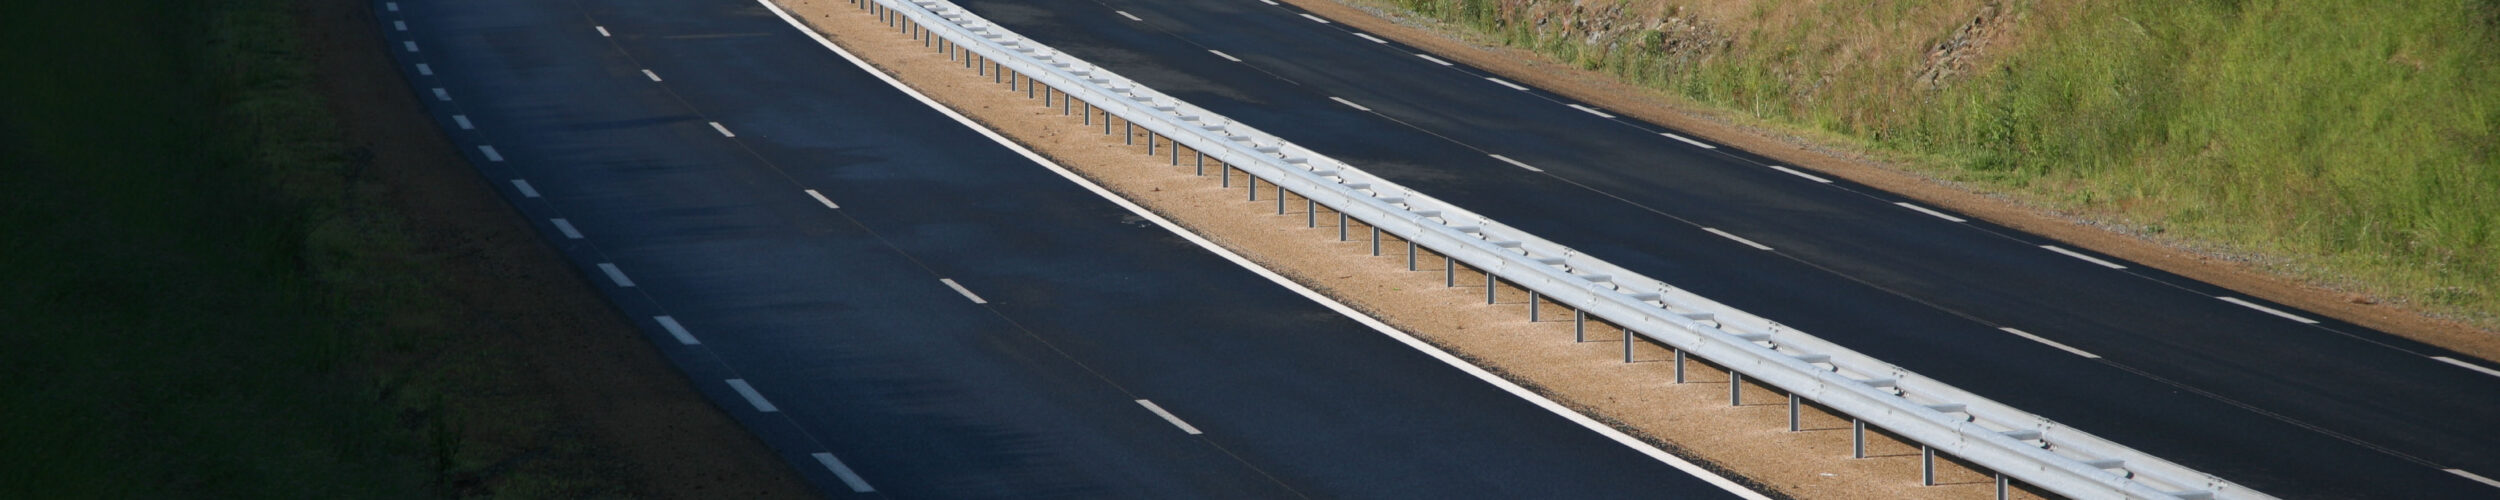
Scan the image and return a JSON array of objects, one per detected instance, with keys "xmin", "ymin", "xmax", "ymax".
[
  {"xmin": 943, "ymin": 0, "xmax": 2500, "ymax": 496},
  {"xmin": 379, "ymin": 0, "xmax": 1754, "ymax": 497}
]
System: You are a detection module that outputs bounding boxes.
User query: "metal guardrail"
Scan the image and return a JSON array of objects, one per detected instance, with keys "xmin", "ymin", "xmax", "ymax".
[{"xmin": 840, "ymin": 0, "xmax": 2270, "ymax": 497}]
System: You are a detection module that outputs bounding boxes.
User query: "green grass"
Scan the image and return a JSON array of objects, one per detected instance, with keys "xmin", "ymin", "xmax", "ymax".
[
  {"xmin": 1, "ymin": 0, "xmax": 453, "ymax": 496},
  {"xmin": 1382, "ymin": 0, "xmax": 2500, "ymax": 327}
]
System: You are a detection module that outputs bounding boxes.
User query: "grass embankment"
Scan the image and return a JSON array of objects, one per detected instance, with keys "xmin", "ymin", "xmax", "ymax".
[
  {"xmin": 1378, "ymin": 0, "xmax": 2499, "ymax": 327},
  {"xmin": 1, "ymin": 0, "xmax": 603, "ymax": 496}
]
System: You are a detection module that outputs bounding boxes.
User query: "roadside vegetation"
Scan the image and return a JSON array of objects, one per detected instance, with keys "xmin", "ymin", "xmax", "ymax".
[
  {"xmin": 1372, "ymin": 0, "xmax": 2499, "ymax": 328},
  {"xmin": 1, "ymin": 0, "xmax": 610, "ymax": 496}
]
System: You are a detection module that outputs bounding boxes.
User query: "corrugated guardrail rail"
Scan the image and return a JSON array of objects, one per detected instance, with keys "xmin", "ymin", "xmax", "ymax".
[{"xmin": 833, "ymin": 0, "xmax": 2272, "ymax": 497}]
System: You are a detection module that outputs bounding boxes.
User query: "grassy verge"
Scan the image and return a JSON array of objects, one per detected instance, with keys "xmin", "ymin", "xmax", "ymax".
[
  {"xmin": 1375, "ymin": 0, "xmax": 2499, "ymax": 328},
  {"xmin": 0, "ymin": 0, "xmax": 602, "ymax": 496}
]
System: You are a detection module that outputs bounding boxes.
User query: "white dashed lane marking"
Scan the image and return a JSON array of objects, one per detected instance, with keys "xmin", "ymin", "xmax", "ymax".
[
  {"xmin": 2434, "ymin": 357, "xmax": 2500, "ymax": 379},
  {"xmin": 805, "ymin": 189, "xmax": 840, "ymax": 209},
  {"xmin": 1485, "ymin": 77, "xmax": 1528, "ymax": 91},
  {"xmin": 1703, "ymin": 227, "xmax": 1773, "ymax": 251},
  {"xmin": 1135, "ymin": 399, "xmax": 1203, "ymax": 435},
  {"xmin": 1488, "ymin": 154, "xmax": 1541, "ymax": 172},
  {"xmin": 1416, "ymin": 53, "xmax": 1453, "ymax": 66},
  {"xmin": 510, "ymin": 179, "xmax": 540, "ymax": 198},
  {"xmin": 393, "ymin": 20, "xmax": 407, "ymax": 31},
  {"xmin": 1116, "ymin": 10, "xmax": 1141, "ymax": 22},
  {"xmin": 431, "ymin": 87, "xmax": 451, "ymax": 101},
  {"xmin": 452, "ymin": 114, "xmax": 473, "ymax": 130},
  {"xmin": 403, "ymin": 41, "xmax": 419, "ymax": 53},
  {"xmin": 2000, "ymin": 328, "xmax": 2100, "ymax": 359},
  {"xmin": 415, "ymin": 63, "xmax": 432, "ymax": 76},
  {"xmin": 1661, "ymin": 132, "xmax": 1716, "ymax": 149},
  {"xmin": 1353, "ymin": 33, "xmax": 1387, "ymax": 44},
  {"xmin": 1208, "ymin": 50, "xmax": 1241, "ymax": 62},
  {"xmin": 477, "ymin": 145, "xmax": 504, "ymax": 162},
  {"xmin": 1767, "ymin": 165, "xmax": 1833, "ymax": 183},
  {"xmin": 654, "ymin": 316, "xmax": 700, "ymax": 345},
  {"xmin": 1895, "ymin": 202, "xmax": 1967, "ymax": 223},
  {"xmin": 2447, "ymin": 469, "xmax": 2500, "ymax": 489},
  {"xmin": 812, "ymin": 453, "xmax": 876, "ymax": 492},
  {"xmin": 385, "ymin": 2, "xmax": 398, "ymax": 12},
  {"xmin": 2218, "ymin": 296, "xmax": 2319, "ymax": 324},
  {"xmin": 550, "ymin": 218, "xmax": 582, "ymax": 239},
  {"xmin": 725, "ymin": 379, "xmax": 778, "ymax": 412},
  {"xmin": 709, "ymin": 121, "xmax": 736, "ymax": 137},
  {"xmin": 2041, "ymin": 245, "xmax": 2126, "ymax": 269},
  {"xmin": 642, "ymin": 69, "xmax": 662, "ymax": 81},
  {"xmin": 596, "ymin": 263, "xmax": 635, "ymax": 287},
  {"xmin": 1567, "ymin": 104, "xmax": 1615, "ymax": 118},
  {"xmin": 595, "ymin": 25, "xmax": 612, "ymax": 37},
  {"xmin": 940, "ymin": 278, "xmax": 987, "ymax": 304},
  {"xmin": 1329, "ymin": 96, "xmax": 1370, "ymax": 112},
  {"xmin": 1299, "ymin": 13, "xmax": 1330, "ymax": 24}
]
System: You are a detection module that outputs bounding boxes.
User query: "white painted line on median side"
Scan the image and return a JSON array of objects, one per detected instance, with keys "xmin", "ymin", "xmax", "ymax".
[
  {"xmin": 812, "ymin": 453, "xmax": 876, "ymax": 492},
  {"xmin": 1259, "ymin": 0, "xmax": 1278, "ymax": 4},
  {"xmin": 2217, "ymin": 297, "xmax": 2319, "ymax": 324},
  {"xmin": 452, "ymin": 114, "xmax": 473, "ymax": 130},
  {"xmin": 403, "ymin": 41, "xmax": 419, "ymax": 53},
  {"xmin": 1329, "ymin": 96, "xmax": 1370, "ymax": 112},
  {"xmin": 1300, "ymin": 13, "xmax": 1330, "ymax": 24},
  {"xmin": 2041, "ymin": 245, "xmax": 2126, "ymax": 269},
  {"xmin": 385, "ymin": 2, "xmax": 397, "ymax": 12},
  {"xmin": 415, "ymin": 63, "xmax": 432, "ymax": 76},
  {"xmin": 1767, "ymin": 165, "xmax": 1833, "ymax": 183},
  {"xmin": 597, "ymin": 263, "xmax": 635, "ymax": 287},
  {"xmin": 550, "ymin": 218, "xmax": 583, "ymax": 239},
  {"xmin": 1353, "ymin": 33, "xmax": 1387, "ymax": 44},
  {"xmin": 939, "ymin": 278, "xmax": 987, "ymax": 304},
  {"xmin": 1703, "ymin": 227, "xmax": 1773, "ymax": 251},
  {"xmin": 1116, "ymin": 10, "xmax": 1141, "ymax": 21},
  {"xmin": 654, "ymin": 315, "xmax": 700, "ymax": 345},
  {"xmin": 477, "ymin": 145, "xmax": 504, "ymax": 162},
  {"xmin": 1999, "ymin": 328, "xmax": 2100, "ymax": 359},
  {"xmin": 1134, "ymin": 399, "xmax": 1203, "ymax": 435},
  {"xmin": 2432, "ymin": 357, "xmax": 2500, "ymax": 379},
  {"xmin": 805, "ymin": 189, "xmax": 840, "ymax": 209},
  {"xmin": 725, "ymin": 379, "xmax": 778, "ymax": 412},
  {"xmin": 393, "ymin": 21, "xmax": 407, "ymax": 31},
  {"xmin": 1488, "ymin": 154, "xmax": 1542, "ymax": 172},
  {"xmin": 1895, "ymin": 202, "xmax": 1967, "ymax": 223},
  {"xmin": 2450, "ymin": 468, "xmax": 2500, "ymax": 489},
  {"xmin": 1208, "ymin": 50, "xmax": 1241, "ymax": 62},
  {"xmin": 510, "ymin": 179, "xmax": 540, "ymax": 198},
  {"xmin": 642, "ymin": 69, "xmax": 662, "ymax": 81},
  {"xmin": 709, "ymin": 121, "xmax": 736, "ymax": 137},
  {"xmin": 755, "ymin": 5, "xmax": 1767, "ymax": 496},
  {"xmin": 1485, "ymin": 77, "xmax": 1528, "ymax": 91},
  {"xmin": 1661, "ymin": 132, "xmax": 1717, "ymax": 149},
  {"xmin": 595, "ymin": 25, "xmax": 612, "ymax": 37},
  {"xmin": 431, "ymin": 87, "xmax": 451, "ymax": 101},
  {"xmin": 1568, "ymin": 104, "xmax": 1615, "ymax": 118},
  {"xmin": 1416, "ymin": 53, "xmax": 1452, "ymax": 66}
]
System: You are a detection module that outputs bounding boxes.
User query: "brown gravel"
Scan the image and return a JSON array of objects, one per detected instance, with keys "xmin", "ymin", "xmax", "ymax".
[
  {"xmin": 303, "ymin": 1, "xmax": 816, "ymax": 498},
  {"xmin": 1282, "ymin": 0, "xmax": 2499, "ymax": 362},
  {"xmin": 775, "ymin": 1, "xmax": 2055, "ymax": 497}
]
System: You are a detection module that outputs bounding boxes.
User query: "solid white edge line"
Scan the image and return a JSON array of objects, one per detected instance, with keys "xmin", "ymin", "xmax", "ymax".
[
  {"xmin": 1353, "ymin": 33, "xmax": 1387, "ymax": 44},
  {"xmin": 1208, "ymin": 49, "xmax": 1241, "ymax": 62},
  {"xmin": 1767, "ymin": 165, "xmax": 1833, "ymax": 183},
  {"xmin": 812, "ymin": 453, "xmax": 876, "ymax": 492},
  {"xmin": 2217, "ymin": 297, "xmax": 2320, "ymax": 324},
  {"xmin": 654, "ymin": 315, "xmax": 701, "ymax": 345},
  {"xmin": 1568, "ymin": 104, "xmax": 1615, "ymax": 118},
  {"xmin": 1661, "ymin": 132, "xmax": 1717, "ymax": 149},
  {"xmin": 1894, "ymin": 202, "xmax": 1968, "ymax": 223},
  {"xmin": 403, "ymin": 41, "xmax": 419, "ymax": 53},
  {"xmin": 1116, "ymin": 10, "xmax": 1141, "ymax": 21},
  {"xmin": 939, "ymin": 278, "xmax": 987, "ymax": 304},
  {"xmin": 452, "ymin": 114, "xmax": 473, "ymax": 130},
  {"xmin": 394, "ymin": 20, "xmax": 407, "ymax": 31},
  {"xmin": 2041, "ymin": 245, "xmax": 2126, "ymax": 269},
  {"xmin": 1328, "ymin": 96, "xmax": 1370, "ymax": 112},
  {"xmin": 1485, "ymin": 77, "xmax": 1528, "ymax": 91},
  {"xmin": 510, "ymin": 179, "xmax": 540, "ymax": 198},
  {"xmin": 477, "ymin": 145, "xmax": 504, "ymax": 162},
  {"xmin": 596, "ymin": 262, "xmax": 635, "ymax": 287},
  {"xmin": 1299, "ymin": 13, "xmax": 1331, "ymax": 24},
  {"xmin": 2431, "ymin": 357, "xmax": 2500, "ymax": 378},
  {"xmin": 1999, "ymin": 328, "xmax": 2100, "ymax": 359},
  {"xmin": 1259, "ymin": 0, "xmax": 1277, "ymax": 5},
  {"xmin": 709, "ymin": 121, "xmax": 736, "ymax": 137},
  {"xmin": 431, "ymin": 87, "xmax": 451, "ymax": 101},
  {"xmin": 725, "ymin": 379, "xmax": 779, "ymax": 412},
  {"xmin": 1487, "ymin": 154, "xmax": 1542, "ymax": 172},
  {"xmin": 385, "ymin": 2, "xmax": 397, "ymax": 12},
  {"xmin": 805, "ymin": 189, "xmax": 841, "ymax": 209},
  {"xmin": 2450, "ymin": 468, "xmax": 2500, "ymax": 489},
  {"xmin": 550, "ymin": 218, "xmax": 583, "ymax": 239},
  {"xmin": 1416, "ymin": 53, "xmax": 1452, "ymax": 66},
  {"xmin": 1134, "ymin": 399, "xmax": 1204, "ymax": 435},
  {"xmin": 415, "ymin": 63, "xmax": 432, "ymax": 75},
  {"xmin": 642, "ymin": 69, "xmax": 663, "ymax": 81},
  {"xmin": 595, "ymin": 25, "xmax": 612, "ymax": 37},
  {"xmin": 1703, "ymin": 227, "xmax": 1773, "ymax": 251},
  {"xmin": 754, "ymin": 4, "xmax": 1765, "ymax": 497}
]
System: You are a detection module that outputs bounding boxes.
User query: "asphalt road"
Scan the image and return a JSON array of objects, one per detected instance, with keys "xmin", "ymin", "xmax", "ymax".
[
  {"xmin": 377, "ymin": 0, "xmax": 1759, "ymax": 497},
  {"xmin": 933, "ymin": 0, "xmax": 2500, "ymax": 497}
]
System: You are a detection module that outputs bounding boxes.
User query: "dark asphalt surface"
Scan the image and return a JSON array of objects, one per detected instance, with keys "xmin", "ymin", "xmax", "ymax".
[
  {"xmin": 936, "ymin": 0, "xmax": 2500, "ymax": 497},
  {"xmin": 378, "ymin": 0, "xmax": 1753, "ymax": 498}
]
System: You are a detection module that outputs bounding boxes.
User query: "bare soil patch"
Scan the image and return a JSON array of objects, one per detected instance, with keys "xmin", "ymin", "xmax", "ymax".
[
  {"xmin": 775, "ymin": 1, "xmax": 2053, "ymax": 498},
  {"xmin": 301, "ymin": 1, "xmax": 816, "ymax": 497}
]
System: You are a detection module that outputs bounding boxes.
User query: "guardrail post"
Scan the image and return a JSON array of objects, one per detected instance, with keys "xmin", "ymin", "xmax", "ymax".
[
  {"xmin": 1622, "ymin": 326, "xmax": 1633, "ymax": 362},
  {"xmin": 1922, "ymin": 446, "xmax": 1938, "ymax": 486},
  {"xmin": 1527, "ymin": 290, "xmax": 1540, "ymax": 321},
  {"xmin": 1248, "ymin": 176, "xmax": 1257, "ymax": 201},
  {"xmin": 1195, "ymin": 151, "xmax": 1205, "ymax": 176},
  {"xmin": 1372, "ymin": 226, "xmax": 1381, "ymax": 256},
  {"xmin": 1147, "ymin": 132, "xmax": 1156, "ymax": 155},
  {"xmin": 1730, "ymin": 372, "xmax": 1744, "ymax": 405},
  {"xmin": 1276, "ymin": 184, "xmax": 1286, "ymax": 214},
  {"xmin": 1124, "ymin": 120, "xmax": 1132, "ymax": 145},
  {"xmin": 1173, "ymin": 142, "xmax": 1182, "ymax": 165},
  {"xmin": 1082, "ymin": 101, "xmax": 1090, "ymax": 124},
  {"xmin": 1673, "ymin": 348, "xmax": 1686, "ymax": 382},
  {"xmin": 1338, "ymin": 212, "xmax": 1348, "ymax": 241},
  {"xmin": 1574, "ymin": 310, "xmax": 1585, "ymax": 342},
  {"xmin": 1485, "ymin": 273, "xmax": 1496, "ymax": 304},
  {"xmin": 1788, "ymin": 393, "xmax": 1802, "ymax": 431},
  {"xmin": 1305, "ymin": 198, "xmax": 1315, "ymax": 227},
  {"xmin": 1444, "ymin": 258, "xmax": 1455, "ymax": 287},
  {"xmin": 1852, "ymin": 419, "xmax": 1867, "ymax": 458},
  {"xmin": 1406, "ymin": 239, "xmax": 1417, "ymax": 270},
  {"xmin": 1996, "ymin": 474, "xmax": 2011, "ymax": 500}
]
